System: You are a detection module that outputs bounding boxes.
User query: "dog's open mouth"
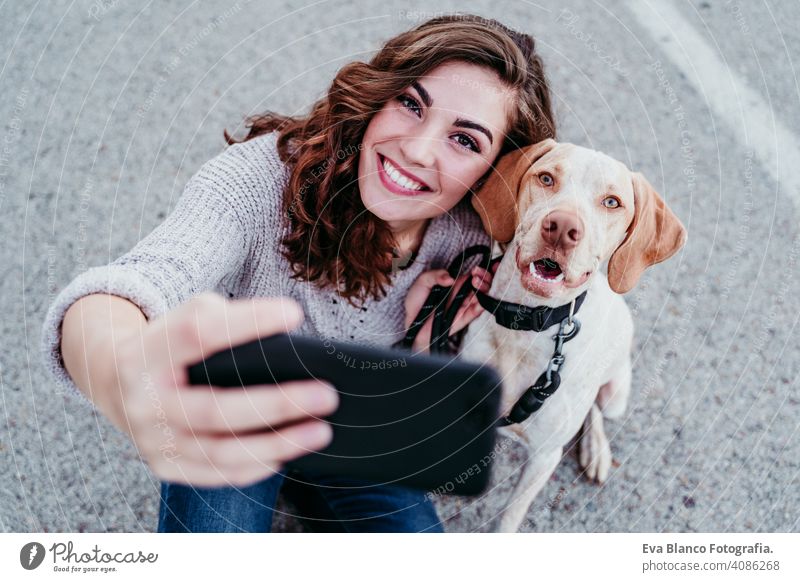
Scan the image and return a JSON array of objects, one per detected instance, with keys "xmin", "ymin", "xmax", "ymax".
[{"xmin": 529, "ymin": 257, "xmax": 565, "ymax": 283}]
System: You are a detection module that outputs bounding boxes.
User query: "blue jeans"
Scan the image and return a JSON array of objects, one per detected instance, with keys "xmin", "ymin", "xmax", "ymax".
[{"xmin": 157, "ymin": 468, "xmax": 444, "ymax": 533}]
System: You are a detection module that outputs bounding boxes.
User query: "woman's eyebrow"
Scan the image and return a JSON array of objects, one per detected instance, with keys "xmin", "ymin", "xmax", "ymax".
[
  {"xmin": 411, "ymin": 81, "xmax": 494, "ymax": 145},
  {"xmin": 411, "ymin": 81, "xmax": 433, "ymax": 107}
]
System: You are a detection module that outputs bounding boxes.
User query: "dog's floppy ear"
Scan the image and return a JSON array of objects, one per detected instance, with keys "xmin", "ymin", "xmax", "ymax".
[
  {"xmin": 471, "ymin": 138, "xmax": 557, "ymax": 243},
  {"xmin": 607, "ymin": 172, "xmax": 687, "ymax": 294}
]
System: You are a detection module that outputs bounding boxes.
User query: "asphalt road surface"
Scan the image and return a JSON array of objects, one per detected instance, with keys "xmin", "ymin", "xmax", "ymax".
[{"xmin": 1, "ymin": 0, "xmax": 798, "ymax": 532}]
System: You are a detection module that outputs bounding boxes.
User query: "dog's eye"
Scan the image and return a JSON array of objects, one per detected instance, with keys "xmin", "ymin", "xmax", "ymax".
[
  {"xmin": 602, "ymin": 196, "xmax": 620, "ymax": 209},
  {"xmin": 538, "ymin": 172, "xmax": 554, "ymax": 187}
]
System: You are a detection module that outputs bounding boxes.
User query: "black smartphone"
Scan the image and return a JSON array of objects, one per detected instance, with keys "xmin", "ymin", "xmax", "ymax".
[{"xmin": 186, "ymin": 333, "xmax": 503, "ymax": 495}]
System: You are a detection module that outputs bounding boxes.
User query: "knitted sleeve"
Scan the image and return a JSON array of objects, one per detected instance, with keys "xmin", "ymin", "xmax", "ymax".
[{"xmin": 39, "ymin": 139, "xmax": 278, "ymax": 407}]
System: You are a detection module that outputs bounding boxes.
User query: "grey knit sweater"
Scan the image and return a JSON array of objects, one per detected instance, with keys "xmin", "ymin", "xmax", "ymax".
[{"xmin": 41, "ymin": 131, "xmax": 491, "ymax": 408}]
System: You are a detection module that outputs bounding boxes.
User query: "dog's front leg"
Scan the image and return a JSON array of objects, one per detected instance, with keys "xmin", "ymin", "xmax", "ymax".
[
  {"xmin": 490, "ymin": 446, "xmax": 562, "ymax": 533},
  {"xmin": 597, "ymin": 355, "xmax": 632, "ymax": 420},
  {"xmin": 579, "ymin": 403, "xmax": 612, "ymax": 482}
]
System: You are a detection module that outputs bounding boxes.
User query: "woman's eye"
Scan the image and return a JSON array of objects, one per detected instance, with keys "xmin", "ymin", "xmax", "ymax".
[
  {"xmin": 539, "ymin": 172, "xmax": 554, "ymax": 187},
  {"xmin": 396, "ymin": 94, "xmax": 421, "ymax": 117},
  {"xmin": 454, "ymin": 133, "xmax": 480, "ymax": 153},
  {"xmin": 602, "ymin": 196, "xmax": 620, "ymax": 208},
  {"xmin": 395, "ymin": 94, "xmax": 480, "ymax": 153}
]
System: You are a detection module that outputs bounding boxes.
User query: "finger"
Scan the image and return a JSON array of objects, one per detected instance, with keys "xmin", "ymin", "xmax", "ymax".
[
  {"xmin": 168, "ymin": 378, "xmax": 339, "ymax": 434},
  {"xmin": 471, "ymin": 266, "xmax": 489, "ymax": 278},
  {"xmin": 154, "ymin": 293, "xmax": 306, "ymax": 378},
  {"xmin": 439, "ymin": 273, "xmax": 462, "ymax": 308},
  {"xmin": 465, "ymin": 296, "xmax": 482, "ymax": 317},
  {"xmin": 470, "ymin": 267, "xmax": 482, "ymax": 280},
  {"xmin": 419, "ymin": 269, "xmax": 454, "ymax": 288},
  {"xmin": 437, "ymin": 271, "xmax": 455, "ymax": 286},
  {"xmin": 176, "ymin": 419, "xmax": 334, "ymax": 469},
  {"xmin": 450, "ymin": 309, "xmax": 475, "ymax": 334},
  {"xmin": 472, "ymin": 274, "xmax": 491, "ymax": 293},
  {"xmin": 413, "ymin": 318, "xmax": 433, "ymax": 351},
  {"xmin": 450, "ymin": 298, "xmax": 483, "ymax": 334},
  {"xmin": 150, "ymin": 454, "xmax": 281, "ymax": 489},
  {"xmin": 471, "ymin": 267, "xmax": 494, "ymax": 290}
]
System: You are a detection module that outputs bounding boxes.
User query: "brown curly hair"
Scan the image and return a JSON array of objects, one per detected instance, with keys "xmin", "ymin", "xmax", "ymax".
[{"xmin": 224, "ymin": 13, "xmax": 556, "ymax": 308}]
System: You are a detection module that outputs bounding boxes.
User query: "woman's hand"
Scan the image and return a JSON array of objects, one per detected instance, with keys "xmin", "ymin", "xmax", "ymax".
[
  {"xmin": 403, "ymin": 262, "xmax": 499, "ymax": 354},
  {"xmin": 111, "ymin": 292, "xmax": 339, "ymax": 488}
]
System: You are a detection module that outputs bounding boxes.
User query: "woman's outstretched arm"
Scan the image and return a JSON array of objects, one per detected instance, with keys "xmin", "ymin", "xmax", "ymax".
[{"xmin": 61, "ymin": 293, "xmax": 147, "ymax": 432}]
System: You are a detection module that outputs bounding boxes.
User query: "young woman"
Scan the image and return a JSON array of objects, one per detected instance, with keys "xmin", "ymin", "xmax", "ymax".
[{"xmin": 41, "ymin": 14, "xmax": 556, "ymax": 532}]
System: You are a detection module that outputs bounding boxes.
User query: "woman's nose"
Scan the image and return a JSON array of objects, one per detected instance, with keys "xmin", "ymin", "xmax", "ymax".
[{"xmin": 398, "ymin": 128, "xmax": 438, "ymax": 169}]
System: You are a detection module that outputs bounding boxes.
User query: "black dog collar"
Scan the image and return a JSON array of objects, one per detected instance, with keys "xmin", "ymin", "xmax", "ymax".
[{"xmin": 475, "ymin": 289, "xmax": 588, "ymax": 332}]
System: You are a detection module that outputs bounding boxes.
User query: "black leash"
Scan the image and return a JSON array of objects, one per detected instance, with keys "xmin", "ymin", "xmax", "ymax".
[
  {"xmin": 399, "ymin": 244, "xmax": 587, "ymax": 426},
  {"xmin": 400, "ymin": 245, "xmax": 500, "ymax": 353},
  {"xmin": 495, "ymin": 314, "xmax": 581, "ymax": 425}
]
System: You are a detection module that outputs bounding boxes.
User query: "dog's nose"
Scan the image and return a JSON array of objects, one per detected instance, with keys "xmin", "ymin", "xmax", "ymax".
[{"xmin": 541, "ymin": 211, "xmax": 584, "ymax": 250}]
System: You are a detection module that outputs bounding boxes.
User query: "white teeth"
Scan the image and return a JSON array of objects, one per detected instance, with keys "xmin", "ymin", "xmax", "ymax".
[
  {"xmin": 533, "ymin": 270, "xmax": 565, "ymax": 283},
  {"xmin": 382, "ymin": 158, "xmax": 424, "ymax": 191},
  {"xmin": 528, "ymin": 261, "xmax": 565, "ymax": 283}
]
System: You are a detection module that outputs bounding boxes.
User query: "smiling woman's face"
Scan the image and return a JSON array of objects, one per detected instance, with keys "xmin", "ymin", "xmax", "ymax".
[{"xmin": 358, "ymin": 61, "xmax": 514, "ymax": 234}]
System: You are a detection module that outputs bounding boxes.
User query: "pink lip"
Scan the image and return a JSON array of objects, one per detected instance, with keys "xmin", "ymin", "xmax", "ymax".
[
  {"xmin": 377, "ymin": 153, "xmax": 432, "ymax": 196},
  {"xmin": 515, "ymin": 246, "xmax": 591, "ymax": 298}
]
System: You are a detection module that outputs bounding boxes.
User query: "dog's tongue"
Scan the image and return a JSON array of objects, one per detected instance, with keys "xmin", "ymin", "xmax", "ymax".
[{"xmin": 535, "ymin": 258, "xmax": 563, "ymax": 278}]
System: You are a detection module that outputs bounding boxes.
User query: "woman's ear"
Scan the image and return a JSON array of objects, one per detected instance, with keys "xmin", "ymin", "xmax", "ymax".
[
  {"xmin": 471, "ymin": 138, "xmax": 557, "ymax": 243},
  {"xmin": 607, "ymin": 172, "xmax": 688, "ymax": 294}
]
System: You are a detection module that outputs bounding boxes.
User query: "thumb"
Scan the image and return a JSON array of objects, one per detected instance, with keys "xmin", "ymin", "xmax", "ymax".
[
  {"xmin": 435, "ymin": 270, "xmax": 455, "ymax": 286},
  {"xmin": 157, "ymin": 292, "xmax": 305, "ymax": 369},
  {"xmin": 415, "ymin": 269, "xmax": 453, "ymax": 288}
]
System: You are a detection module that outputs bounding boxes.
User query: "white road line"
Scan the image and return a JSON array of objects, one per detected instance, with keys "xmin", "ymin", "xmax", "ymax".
[{"xmin": 628, "ymin": 0, "xmax": 800, "ymax": 213}]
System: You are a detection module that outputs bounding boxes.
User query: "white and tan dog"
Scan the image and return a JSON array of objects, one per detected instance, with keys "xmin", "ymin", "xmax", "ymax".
[{"xmin": 460, "ymin": 139, "xmax": 687, "ymax": 532}]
